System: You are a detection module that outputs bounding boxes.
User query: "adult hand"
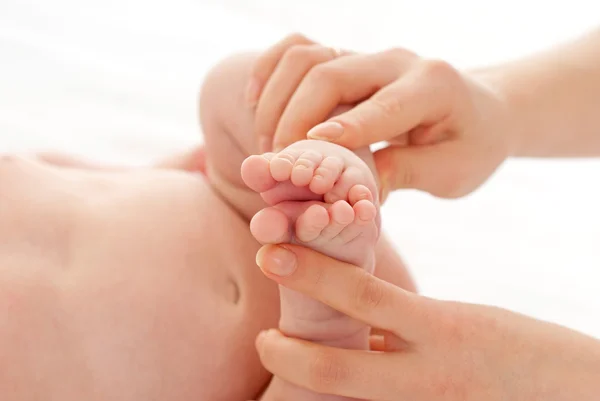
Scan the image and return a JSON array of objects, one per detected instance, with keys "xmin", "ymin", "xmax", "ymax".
[
  {"xmin": 246, "ymin": 33, "xmax": 353, "ymax": 153},
  {"xmin": 247, "ymin": 33, "xmax": 514, "ymax": 199},
  {"xmin": 254, "ymin": 244, "xmax": 600, "ymax": 401}
]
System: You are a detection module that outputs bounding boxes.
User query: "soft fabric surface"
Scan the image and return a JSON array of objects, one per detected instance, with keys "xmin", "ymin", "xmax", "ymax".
[{"xmin": 1, "ymin": 0, "xmax": 599, "ymax": 337}]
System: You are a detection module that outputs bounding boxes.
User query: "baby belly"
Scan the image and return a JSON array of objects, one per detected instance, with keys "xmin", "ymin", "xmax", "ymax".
[{"xmin": 184, "ymin": 182, "xmax": 280, "ymax": 400}]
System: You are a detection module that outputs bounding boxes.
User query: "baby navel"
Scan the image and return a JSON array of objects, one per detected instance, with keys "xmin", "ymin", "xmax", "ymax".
[{"xmin": 223, "ymin": 277, "xmax": 240, "ymax": 305}]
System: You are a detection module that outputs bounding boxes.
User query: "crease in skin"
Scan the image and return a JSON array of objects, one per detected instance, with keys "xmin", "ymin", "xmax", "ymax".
[{"xmin": 224, "ymin": 276, "xmax": 241, "ymax": 305}]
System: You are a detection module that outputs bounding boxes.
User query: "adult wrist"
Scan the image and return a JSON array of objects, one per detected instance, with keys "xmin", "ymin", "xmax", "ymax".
[
  {"xmin": 533, "ymin": 328, "xmax": 600, "ymax": 401},
  {"xmin": 470, "ymin": 66, "xmax": 527, "ymax": 158}
]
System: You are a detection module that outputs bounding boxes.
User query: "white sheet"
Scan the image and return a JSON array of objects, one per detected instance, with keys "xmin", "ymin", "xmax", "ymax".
[{"xmin": 1, "ymin": 0, "xmax": 599, "ymax": 337}]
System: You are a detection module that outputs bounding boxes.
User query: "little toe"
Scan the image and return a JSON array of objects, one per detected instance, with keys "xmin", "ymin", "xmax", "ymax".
[
  {"xmin": 290, "ymin": 151, "xmax": 323, "ymax": 187},
  {"xmin": 353, "ymin": 199, "xmax": 377, "ymax": 224},
  {"xmin": 348, "ymin": 184, "xmax": 374, "ymax": 205},
  {"xmin": 309, "ymin": 156, "xmax": 344, "ymax": 195},
  {"xmin": 319, "ymin": 200, "xmax": 355, "ymax": 240},
  {"xmin": 337, "ymin": 200, "xmax": 377, "ymax": 243},
  {"xmin": 250, "ymin": 207, "xmax": 291, "ymax": 244},
  {"xmin": 241, "ymin": 153, "xmax": 277, "ymax": 192},
  {"xmin": 296, "ymin": 204, "xmax": 330, "ymax": 243},
  {"xmin": 324, "ymin": 166, "xmax": 365, "ymax": 204},
  {"xmin": 269, "ymin": 149, "xmax": 303, "ymax": 182}
]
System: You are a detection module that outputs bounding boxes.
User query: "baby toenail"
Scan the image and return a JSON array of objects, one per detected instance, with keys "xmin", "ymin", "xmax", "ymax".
[
  {"xmin": 326, "ymin": 194, "xmax": 340, "ymax": 203},
  {"xmin": 278, "ymin": 154, "xmax": 295, "ymax": 163},
  {"xmin": 358, "ymin": 208, "xmax": 372, "ymax": 221}
]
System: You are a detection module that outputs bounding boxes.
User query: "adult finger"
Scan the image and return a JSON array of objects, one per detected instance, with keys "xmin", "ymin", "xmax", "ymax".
[
  {"xmin": 307, "ymin": 59, "xmax": 463, "ymax": 150},
  {"xmin": 256, "ymin": 329, "xmax": 416, "ymax": 401},
  {"xmin": 374, "ymin": 141, "xmax": 473, "ymax": 200},
  {"xmin": 255, "ymin": 244, "xmax": 432, "ymax": 341},
  {"xmin": 255, "ymin": 44, "xmax": 342, "ymax": 152},
  {"xmin": 246, "ymin": 33, "xmax": 315, "ymax": 106},
  {"xmin": 272, "ymin": 49, "xmax": 417, "ymax": 150}
]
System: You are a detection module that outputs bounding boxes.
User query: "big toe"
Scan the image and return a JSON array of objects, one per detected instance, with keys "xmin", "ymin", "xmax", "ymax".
[
  {"xmin": 250, "ymin": 207, "xmax": 291, "ymax": 244},
  {"xmin": 241, "ymin": 154, "xmax": 277, "ymax": 192}
]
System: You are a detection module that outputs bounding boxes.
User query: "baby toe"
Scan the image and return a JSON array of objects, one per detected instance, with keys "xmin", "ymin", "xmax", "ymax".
[
  {"xmin": 319, "ymin": 200, "xmax": 355, "ymax": 240},
  {"xmin": 296, "ymin": 204, "xmax": 330, "ymax": 243},
  {"xmin": 241, "ymin": 153, "xmax": 277, "ymax": 192},
  {"xmin": 250, "ymin": 207, "xmax": 291, "ymax": 244},
  {"xmin": 324, "ymin": 166, "xmax": 364, "ymax": 204},
  {"xmin": 309, "ymin": 156, "xmax": 344, "ymax": 194},
  {"xmin": 352, "ymin": 199, "xmax": 377, "ymax": 225},
  {"xmin": 336, "ymin": 201, "xmax": 377, "ymax": 244},
  {"xmin": 348, "ymin": 184, "xmax": 374, "ymax": 205},
  {"xmin": 270, "ymin": 149, "xmax": 302, "ymax": 182},
  {"xmin": 290, "ymin": 151, "xmax": 323, "ymax": 187}
]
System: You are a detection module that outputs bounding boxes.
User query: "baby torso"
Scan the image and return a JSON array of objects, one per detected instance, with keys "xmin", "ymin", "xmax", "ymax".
[{"xmin": 0, "ymin": 158, "xmax": 278, "ymax": 401}]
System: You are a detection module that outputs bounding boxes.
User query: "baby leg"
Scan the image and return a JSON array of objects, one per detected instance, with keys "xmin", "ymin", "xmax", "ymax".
[{"xmin": 242, "ymin": 139, "xmax": 380, "ymax": 401}]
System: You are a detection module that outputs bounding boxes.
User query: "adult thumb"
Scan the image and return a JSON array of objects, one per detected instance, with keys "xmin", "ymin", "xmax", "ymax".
[{"xmin": 374, "ymin": 141, "xmax": 469, "ymax": 200}]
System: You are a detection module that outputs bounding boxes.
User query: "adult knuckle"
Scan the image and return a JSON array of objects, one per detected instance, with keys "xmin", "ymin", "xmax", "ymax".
[
  {"xmin": 308, "ymin": 350, "xmax": 350, "ymax": 393},
  {"xmin": 391, "ymin": 159, "xmax": 421, "ymax": 189},
  {"xmin": 354, "ymin": 271, "xmax": 385, "ymax": 312},
  {"xmin": 435, "ymin": 303, "xmax": 469, "ymax": 345},
  {"xmin": 370, "ymin": 92, "xmax": 405, "ymax": 118},
  {"xmin": 420, "ymin": 58, "xmax": 460, "ymax": 82},
  {"xmin": 384, "ymin": 47, "xmax": 417, "ymax": 62},
  {"xmin": 283, "ymin": 44, "xmax": 314, "ymax": 64},
  {"xmin": 286, "ymin": 32, "xmax": 311, "ymax": 45},
  {"xmin": 437, "ymin": 169, "xmax": 470, "ymax": 198},
  {"xmin": 306, "ymin": 64, "xmax": 339, "ymax": 86}
]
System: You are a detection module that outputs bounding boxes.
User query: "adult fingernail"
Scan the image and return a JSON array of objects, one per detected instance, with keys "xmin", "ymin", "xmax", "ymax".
[
  {"xmin": 258, "ymin": 136, "xmax": 271, "ymax": 153},
  {"xmin": 256, "ymin": 245, "xmax": 297, "ymax": 277},
  {"xmin": 307, "ymin": 121, "xmax": 344, "ymax": 141},
  {"xmin": 245, "ymin": 78, "xmax": 261, "ymax": 107}
]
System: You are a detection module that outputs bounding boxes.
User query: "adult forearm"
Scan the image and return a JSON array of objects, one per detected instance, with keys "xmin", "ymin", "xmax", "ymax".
[
  {"xmin": 538, "ymin": 325, "xmax": 600, "ymax": 401},
  {"xmin": 475, "ymin": 28, "xmax": 600, "ymax": 158}
]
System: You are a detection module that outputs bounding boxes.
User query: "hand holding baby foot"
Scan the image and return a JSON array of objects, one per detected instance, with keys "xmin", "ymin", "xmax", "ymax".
[{"xmin": 242, "ymin": 140, "xmax": 380, "ymax": 401}]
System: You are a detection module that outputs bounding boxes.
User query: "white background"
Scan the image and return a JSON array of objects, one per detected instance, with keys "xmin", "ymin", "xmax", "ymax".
[{"xmin": 1, "ymin": 0, "xmax": 599, "ymax": 337}]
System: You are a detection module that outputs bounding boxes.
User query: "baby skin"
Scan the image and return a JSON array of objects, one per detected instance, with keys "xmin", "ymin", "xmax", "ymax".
[{"xmin": 242, "ymin": 140, "xmax": 380, "ymax": 401}]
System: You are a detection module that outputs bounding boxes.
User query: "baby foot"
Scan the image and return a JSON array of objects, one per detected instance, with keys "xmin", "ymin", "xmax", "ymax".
[
  {"xmin": 242, "ymin": 140, "xmax": 380, "ymax": 401},
  {"xmin": 242, "ymin": 140, "xmax": 380, "ymax": 273}
]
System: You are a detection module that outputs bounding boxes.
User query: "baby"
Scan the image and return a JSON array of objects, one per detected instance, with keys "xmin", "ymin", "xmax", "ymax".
[
  {"xmin": 0, "ymin": 52, "xmax": 413, "ymax": 401},
  {"xmin": 201, "ymin": 52, "xmax": 414, "ymax": 400}
]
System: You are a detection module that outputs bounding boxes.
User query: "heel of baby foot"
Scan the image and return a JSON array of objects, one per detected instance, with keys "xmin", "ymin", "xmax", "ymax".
[{"xmin": 278, "ymin": 290, "xmax": 369, "ymax": 348}]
